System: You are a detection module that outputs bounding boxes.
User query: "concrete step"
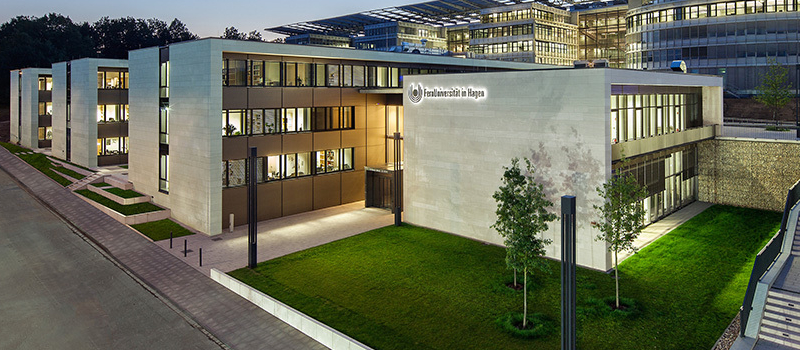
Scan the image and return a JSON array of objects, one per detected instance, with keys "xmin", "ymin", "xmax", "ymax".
[
  {"xmin": 759, "ymin": 323, "xmax": 800, "ymax": 348},
  {"xmin": 762, "ymin": 314, "xmax": 800, "ymax": 334},
  {"xmin": 767, "ymin": 288, "xmax": 800, "ymax": 307}
]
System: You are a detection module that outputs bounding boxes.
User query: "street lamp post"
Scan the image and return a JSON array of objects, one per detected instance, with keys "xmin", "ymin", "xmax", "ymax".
[
  {"xmin": 796, "ymin": 65, "xmax": 799, "ymax": 139},
  {"xmin": 247, "ymin": 146, "xmax": 257, "ymax": 269}
]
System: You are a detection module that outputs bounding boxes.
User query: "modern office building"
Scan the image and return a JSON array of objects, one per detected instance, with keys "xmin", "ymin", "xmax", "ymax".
[
  {"xmin": 353, "ymin": 22, "xmax": 448, "ymax": 51},
  {"xmin": 285, "ymin": 34, "xmax": 352, "ymax": 48},
  {"xmin": 572, "ymin": 1, "xmax": 628, "ymax": 67},
  {"xmin": 127, "ymin": 38, "xmax": 541, "ymax": 236},
  {"xmin": 469, "ymin": 2, "xmax": 579, "ymax": 64},
  {"xmin": 625, "ymin": 0, "xmax": 800, "ymax": 95},
  {"xmin": 10, "ymin": 68, "xmax": 53, "ymax": 149},
  {"xmin": 403, "ymin": 68, "xmax": 721, "ymax": 270},
  {"xmin": 52, "ymin": 58, "xmax": 129, "ymax": 168}
]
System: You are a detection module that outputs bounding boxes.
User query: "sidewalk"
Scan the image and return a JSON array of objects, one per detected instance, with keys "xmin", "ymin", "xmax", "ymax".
[
  {"xmin": 620, "ymin": 201, "xmax": 714, "ymax": 261},
  {"xmin": 0, "ymin": 147, "xmax": 326, "ymax": 350},
  {"xmin": 156, "ymin": 201, "xmax": 393, "ymax": 275}
]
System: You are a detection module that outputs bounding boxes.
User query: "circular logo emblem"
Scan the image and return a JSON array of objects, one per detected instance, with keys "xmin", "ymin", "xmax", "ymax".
[{"xmin": 408, "ymin": 83, "xmax": 423, "ymax": 104}]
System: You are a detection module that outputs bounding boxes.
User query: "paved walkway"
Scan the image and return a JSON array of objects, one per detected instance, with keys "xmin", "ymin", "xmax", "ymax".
[
  {"xmin": 0, "ymin": 169, "xmax": 220, "ymax": 350},
  {"xmin": 156, "ymin": 201, "xmax": 393, "ymax": 275},
  {"xmin": 619, "ymin": 201, "xmax": 714, "ymax": 261},
  {"xmin": 0, "ymin": 147, "xmax": 326, "ymax": 350}
]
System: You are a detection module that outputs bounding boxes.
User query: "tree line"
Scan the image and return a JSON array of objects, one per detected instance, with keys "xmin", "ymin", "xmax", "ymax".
[{"xmin": 0, "ymin": 13, "xmax": 271, "ymax": 108}]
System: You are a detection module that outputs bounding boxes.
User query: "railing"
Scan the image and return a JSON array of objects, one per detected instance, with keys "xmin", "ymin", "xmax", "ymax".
[
  {"xmin": 721, "ymin": 123, "xmax": 800, "ymax": 142},
  {"xmin": 741, "ymin": 179, "xmax": 800, "ymax": 337}
]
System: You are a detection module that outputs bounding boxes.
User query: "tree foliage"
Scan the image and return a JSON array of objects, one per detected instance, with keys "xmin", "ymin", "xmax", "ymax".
[
  {"xmin": 592, "ymin": 156, "xmax": 647, "ymax": 308},
  {"xmin": 0, "ymin": 14, "xmax": 198, "ymax": 108},
  {"xmin": 492, "ymin": 157, "xmax": 556, "ymax": 328},
  {"xmin": 222, "ymin": 27, "xmax": 264, "ymax": 41},
  {"xmin": 754, "ymin": 58, "xmax": 793, "ymax": 124}
]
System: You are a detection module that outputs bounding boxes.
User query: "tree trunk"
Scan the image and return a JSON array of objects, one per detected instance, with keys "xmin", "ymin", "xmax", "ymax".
[
  {"xmin": 615, "ymin": 250, "xmax": 620, "ymax": 309},
  {"xmin": 514, "ymin": 269, "xmax": 517, "ymax": 287},
  {"xmin": 523, "ymin": 267, "xmax": 528, "ymax": 328},
  {"xmin": 775, "ymin": 110, "xmax": 778, "ymax": 125}
]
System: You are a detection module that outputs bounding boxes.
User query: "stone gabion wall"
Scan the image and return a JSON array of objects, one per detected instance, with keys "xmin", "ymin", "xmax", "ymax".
[{"xmin": 698, "ymin": 139, "xmax": 800, "ymax": 212}]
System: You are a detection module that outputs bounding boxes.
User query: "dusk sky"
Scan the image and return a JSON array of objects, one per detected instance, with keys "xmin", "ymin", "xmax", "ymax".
[{"xmin": 2, "ymin": 0, "xmax": 407, "ymax": 40}]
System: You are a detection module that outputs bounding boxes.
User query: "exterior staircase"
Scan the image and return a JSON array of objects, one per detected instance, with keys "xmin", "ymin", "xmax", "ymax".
[
  {"xmin": 67, "ymin": 173, "xmax": 103, "ymax": 191},
  {"xmin": 759, "ymin": 288, "xmax": 800, "ymax": 347}
]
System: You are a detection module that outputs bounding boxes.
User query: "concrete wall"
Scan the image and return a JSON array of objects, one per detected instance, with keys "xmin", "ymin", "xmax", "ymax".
[
  {"xmin": 59, "ymin": 58, "xmax": 129, "ymax": 168},
  {"xmin": 52, "ymin": 63, "xmax": 68, "ymax": 159},
  {"xmin": 168, "ymin": 40, "xmax": 223, "ymax": 235},
  {"xmin": 403, "ymin": 68, "xmax": 723, "ymax": 271},
  {"xmin": 10, "ymin": 69, "xmax": 49, "ymax": 149},
  {"xmin": 403, "ymin": 69, "xmax": 613, "ymax": 270},
  {"xmin": 699, "ymin": 138, "xmax": 800, "ymax": 212},
  {"xmin": 9, "ymin": 70, "xmax": 20, "ymax": 144},
  {"xmin": 128, "ymin": 48, "xmax": 167, "ymax": 209}
]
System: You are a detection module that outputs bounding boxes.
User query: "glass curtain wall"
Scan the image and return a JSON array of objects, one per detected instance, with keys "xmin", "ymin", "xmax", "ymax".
[{"xmin": 610, "ymin": 86, "xmax": 703, "ymax": 144}]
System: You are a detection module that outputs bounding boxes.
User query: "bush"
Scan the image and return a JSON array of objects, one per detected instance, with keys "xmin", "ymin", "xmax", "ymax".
[
  {"xmin": 765, "ymin": 126, "xmax": 790, "ymax": 132},
  {"xmin": 579, "ymin": 296, "xmax": 640, "ymax": 319},
  {"xmin": 496, "ymin": 312, "xmax": 555, "ymax": 339}
]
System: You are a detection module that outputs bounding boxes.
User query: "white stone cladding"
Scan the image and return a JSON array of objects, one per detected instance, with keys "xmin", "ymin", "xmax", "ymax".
[
  {"xmin": 10, "ymin": 68, "xmax": 50, "ymax": 149},
  {"xmin": 403, "ymin": 68, "xmax": 722, "ymax": 271},
  {"xmin": 51, "ymin": 63, "xmax": 68, "ymax": 159}
]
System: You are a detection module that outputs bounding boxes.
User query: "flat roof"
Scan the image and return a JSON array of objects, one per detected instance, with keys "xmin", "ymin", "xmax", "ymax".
[{"xmin": 267, "ymin": 0, "xmax": 609, "ymax": 37}]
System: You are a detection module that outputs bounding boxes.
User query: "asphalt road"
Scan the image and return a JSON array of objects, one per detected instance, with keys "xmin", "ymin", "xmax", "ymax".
[{"xmin": 0, "ymin": 168, "xmax": 222, "ymax": 350}]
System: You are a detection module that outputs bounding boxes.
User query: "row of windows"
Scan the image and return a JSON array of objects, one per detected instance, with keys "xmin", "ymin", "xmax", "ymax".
[
  {"xmin": 222, "ymin": 148, "xmax": 354, "ymax": 187},
  {"xmin": 38, "ymin": 76, "xmax": 52, "ymax": 91},
  {"xmin": 480, "ymin": 7, "xmax": 570, "ymax": 24},
  {"xmin": 38, "ymin": 102, "xmax": 52, "ymax": 116},
  {"xmin": 610, "ymin": 93, "xmax": 702, "ymax": 144},
  {"xmin": 535, "ymin": 24, "xmax": 578, "ymax": 43},
  {"xmin": 628, "ymin": 0, "xmax": 800, "ymax": 30},
  {"xmin": 630, "ymin": 21, "xmax": 800, "ymax": 47},
  {"xmin": 222, "ymin": 59, "xmax": 455, "ymax": 88},
  {"xmin": 97, "ymin": 70, "xmax": 128, "ymax": 89},
  {"xmin": 471, "ymin": 40, "xmax": 535, "ymax": 54},
  {"xmin": 97, "ymin": 104, "xmax": 129, "ymax": 123},
  {"xmin": 578, "ymin": 10, "xmax": 626, "ymax": 29},
  {"xmin": 536, "ymin": 41, "xmax": 574, "ymax": 56},
  {"xmin": 223, "ymin": 107, "xmax": 355, "ymax": 136},
  {"xmin": 96, "ymin": 137, "xmax": 129, "ymax": 156},
  {"xmin": 471, "ymin": 24, "xmax": 533, "ymax": 39},
  {"xmin": 630, "ymin": 43, "xmax": 800, "ymax": 66}
]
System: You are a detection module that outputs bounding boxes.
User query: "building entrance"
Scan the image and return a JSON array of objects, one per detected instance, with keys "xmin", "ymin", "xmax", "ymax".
[{"xmin": 365, "ymin": 165, "xmax": 402, "ymax": 213}]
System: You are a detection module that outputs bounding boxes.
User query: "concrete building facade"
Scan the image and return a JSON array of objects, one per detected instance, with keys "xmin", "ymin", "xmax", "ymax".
[
  {"xmin": 128, "ymin": 38, "xmax": 540, "ymax": 236},
  {"xmin": 403, "ymin": 68, "xmax": 722, "ymax": 270},
  {"xmin": 10, "ymin": 68, "xmax": 52, "ymax": 149},
  {"xmin": 52, "ymin": 58, "xmax": 129, "ymax": 168}
]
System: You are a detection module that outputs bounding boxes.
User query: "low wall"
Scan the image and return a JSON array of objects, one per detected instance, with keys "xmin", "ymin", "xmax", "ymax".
[
  {"xmin": 74, "ymin": 193, "xmax": 171, "ymax": 225},
  {"xmin": 698, "ymin": 138, "xmax": 800, "ymax": 211},
  {"xmin": 88, "ymin": 185, "xmax": 150, "ymax": 205},
  {"xmin": 210, "ymin": 268, "xmax": 372, "ymax": 350}
]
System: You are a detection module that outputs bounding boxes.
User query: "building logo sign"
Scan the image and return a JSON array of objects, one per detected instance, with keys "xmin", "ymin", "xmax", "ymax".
[{"xmin": 407, "ymin": 83, "xmax": 486, "ymax": 104}]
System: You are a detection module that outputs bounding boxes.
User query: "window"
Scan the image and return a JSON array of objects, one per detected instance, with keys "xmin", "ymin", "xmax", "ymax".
[
  {"xmin": 160, "ymin": 154, "xmax": 169, "ymax": 192},
  {"xmin": 39, "ymin": 102, "xmax": 52, "ymax": 116},
  {"xmin": 96, "ymin": 137, "xmax": 128, "ymax": 155},
  {"xmin": 223, "ymin": 59, "xmax": 247, "ymax": 86},
  {"xmin": 97, "ymin": 104, "xmax": 128, "ymax": 123},
  {"xmin": 38, "ymin": 127, "xmax": 52, "ymax": 140},
  {"xmin": 223, "ymin": 148, "xmax": 354, "ymax": 188},
  {"xmin": 159, "ymin": 106, "xmax": 169, "ymax": 144},
  {"xmin": 159, "ymin": 62, "xmax": 169, "ymax": 98},
  {"xmin": 265, "ymin": 61, "xmax": 280, "ymax": 86},
  {"xmin": 223, "ymin": 110, "xmax": 246, "ymax": 136},
  {"xmin": 38, "ymin": 76, "xmax": 52, "ymax": 91},
  {"xmin": 97, "ymin": 70, "xmax": 128, "ymax": 89}
]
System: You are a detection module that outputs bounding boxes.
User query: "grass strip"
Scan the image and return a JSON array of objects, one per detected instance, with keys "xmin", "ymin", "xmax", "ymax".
[
  {"xmin": 105, "ymin": 187, "xmax": 144, "ymax": 199},
  {"xmin": 231, "ymin": 205, "xmax": 781, "ymax": 350},
  {"xmin": 131, "ymin": 219, "xmax": 194, "ymax": 241},
  {"xmin": 75, "ymin": 189, "xmax": 162, "ymax": 215},
  {"xmin": 52, "ymin": 165, "xmax": 86, "ymax": 180},
  {"xmin": 91, "ymin": 182, "xmax": 111, "ymax": 187}
]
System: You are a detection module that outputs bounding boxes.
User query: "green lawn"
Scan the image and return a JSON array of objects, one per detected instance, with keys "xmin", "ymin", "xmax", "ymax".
[
  {"xmin": 105, "ymin": 187, "xmax": 144, "ymax": 199},
  {"xmin": 75, "ymin": 189, "xmax": 163, "ymax": 215},
  {"xmin": 52, "ymin": 165, "xmax": 86, "ymax": 180},
  {"xmin": 131, "ymin": 219, "xmax": 194, "ymax": 241},
  {"xmin": 91, "ymin": 182, "xmax": 111, "ymax": 187},
  {"xmin": 230, "ymin": 205, "xmax": 781, "ymax": 350},
  {"xmin": 1, "ymin": 142, "xmax": 72, "ymax": 186}
]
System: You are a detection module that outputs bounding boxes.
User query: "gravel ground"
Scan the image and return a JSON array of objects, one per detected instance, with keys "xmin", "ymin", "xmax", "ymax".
[{"xmin": 713, "ymin": 312, "xmax": 741, "ymax": 350}]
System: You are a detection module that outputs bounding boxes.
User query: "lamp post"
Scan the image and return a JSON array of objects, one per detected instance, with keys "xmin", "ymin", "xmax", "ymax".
[
  {"xmin": 393, "ymin": 132, "xmax": 402, "ymax": 226},
  {"xmin": 247, "ymin": 146, "xmax": 257, "ymax": 269},
  {"xmin": 561, "ymin": 196, "xmax": 577, "ymax": 350}
]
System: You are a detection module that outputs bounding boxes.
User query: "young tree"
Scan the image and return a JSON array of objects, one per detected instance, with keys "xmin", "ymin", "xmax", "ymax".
[
  {"xmin": 492, "ymin": 158, "xmax": 556, "ymax": 328},
  {"xmin": 592, "ymin": 157, "xmax": 647, "ymax": 309},
  {"xmin": 755, "ymin": 58, "xmax": 793, "ymax": 124}
]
